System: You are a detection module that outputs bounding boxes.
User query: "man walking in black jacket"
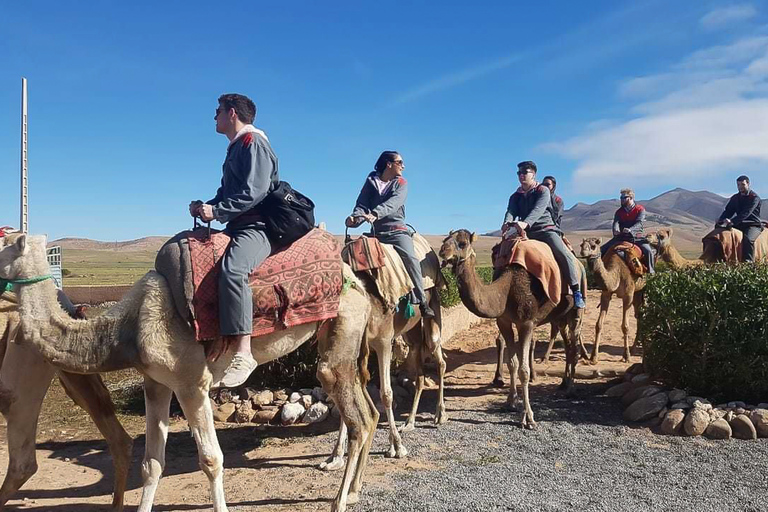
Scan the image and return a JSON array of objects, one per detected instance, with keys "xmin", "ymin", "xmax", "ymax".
[{"xmin": 717, "ymin": 175, "xmax": 763, "ymax": 262}]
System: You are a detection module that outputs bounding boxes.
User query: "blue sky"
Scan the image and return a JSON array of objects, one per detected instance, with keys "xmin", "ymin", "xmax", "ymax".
[{"xmin": 2, "ymin": 1, "xmax": 768, "ymax": 241}]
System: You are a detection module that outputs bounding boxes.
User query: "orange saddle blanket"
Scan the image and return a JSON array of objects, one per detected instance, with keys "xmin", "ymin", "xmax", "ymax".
[
  {"xmin": 492, "ymin": 237, "xmax": 561, "ymax": 305},
  {"xmin": 609, "ymin": 241, "xmax": 645, "ymax": 276},
  {"xmin": 188, "ymin": 228, "xmax": 343, "ymax": 341}
]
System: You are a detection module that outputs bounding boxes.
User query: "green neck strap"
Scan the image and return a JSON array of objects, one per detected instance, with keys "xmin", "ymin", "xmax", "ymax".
[{"xmin": 0, "ymin": 274, "xmax": 53, "ymax": 294}]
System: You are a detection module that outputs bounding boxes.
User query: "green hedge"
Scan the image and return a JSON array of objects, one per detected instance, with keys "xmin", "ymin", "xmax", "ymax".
[
  {"xmin": 439, "ymin": 266, "xmax": 493, "ymax": 308},
  {"xmin": 639, "ymin": 264, "xmax": 768, "ymax": 403}
]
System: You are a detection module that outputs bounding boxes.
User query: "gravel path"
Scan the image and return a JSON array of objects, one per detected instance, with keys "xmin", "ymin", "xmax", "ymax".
[{"xmin": 359, "ymin": 382, "xmax": 768, "ymax": 512}]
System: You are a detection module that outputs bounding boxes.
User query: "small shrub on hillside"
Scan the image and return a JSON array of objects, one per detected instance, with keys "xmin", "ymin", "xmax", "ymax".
[
  {"xmin": 639, "ymin": 263, "xmax": 768, "ymax": 403},
  {"xmin": 439, "ymin": 266, "xmax": 493, "ymax": 308}
]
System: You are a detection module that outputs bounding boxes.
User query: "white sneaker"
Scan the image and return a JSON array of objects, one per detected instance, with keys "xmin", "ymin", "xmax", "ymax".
[{"xmin": 216, "ymin": 352, "xmax": 258, "ymax": 389}]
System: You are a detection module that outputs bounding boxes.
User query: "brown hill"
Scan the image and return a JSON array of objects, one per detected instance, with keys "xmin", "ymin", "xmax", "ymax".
[{"xmin": 50, "ymin": 236, "xmax": 170, "ymax": 251}]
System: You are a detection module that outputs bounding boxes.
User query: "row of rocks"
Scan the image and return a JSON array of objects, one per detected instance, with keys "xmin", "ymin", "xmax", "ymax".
[
  {"xmin": 209, "ymin": 386, "xmax": 338, "ymax": 426},
  {"xmin": 606, "ymin": 364, "xmax": 768, "ymax": 441}
]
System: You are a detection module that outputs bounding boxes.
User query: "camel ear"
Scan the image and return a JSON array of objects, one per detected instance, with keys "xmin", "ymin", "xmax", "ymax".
[
  {"xmin": 596, "ymin": 237, "xmax": 602, "ymax": 244},
  {"xmin": 15, "ymin": 234, "xmax": 27, "ymax": 254},
  {"xmin": 667, "ymin": 227, "xmax": 673, "ymax": 236},
  {"xmin": 471, "ymin": 232, "xmax": 478, "ymax": 244}
]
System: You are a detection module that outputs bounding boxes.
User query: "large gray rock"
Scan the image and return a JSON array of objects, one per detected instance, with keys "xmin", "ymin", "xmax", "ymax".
[
  {"xmin": 684, "ymin": 408, "xmax": 710, "ymax": 436},
  {"xmin": 668, "ymin": 389, "xmax": 687, "ymax": 403},
  {"xmin": 213, "ymin": 402, "xmax": 236, "ymax": 423},
  {"xmin": 311, "ymin": 386, "xmax": 328, "ymax": 403},
  {"xmin": 626, "ymin": 362, "xmax": 645, "ymax": 375},
  {"xmin": 670, "ymin": 401, "xmax": 691, "ymax": 410},
  {"xmin": 281, "ymin": 402, "xmax": 306, "ymax": 425},
  {"xmin": 252, "ymin": 390, "xmax": 274, "ymax": 407},
  {"xmin": 289, "ymin": 392, "xmax": 302, "ymax": 404},
  {"xmin": 630, "ymin": 373, "xmax": 652, "ymax": 386},
  {"xmin": 624, "ymin": 392, "xmax": 669, "ymax": 422},
  {"xmin": 301, "ymin": 394, "xmax": 314, "ymax": 409},
  {"xmin": 705, "ymin": 419, "xmax": 732, "ymax": 440},
  {"xmin": 730, "ymin": 414, "xmax": 757, "ymax": 440},
  {"xmin": 691, "ymin": 399, "xmax": 713, "ymax": 411},
  {"xmin": 622, "ymin": 385, "xmax": 664, "ymax": 407},
  {"xmin": 605, "ymin": 382, "xmax": 633, "ymax": 397},
  {"xmin": 749, "ymin": 409, "xmax": 768, "ymax": 438},
  {"xmin": 660, "ymin": 409, "xmax": 686, "ymax": 435},
  {"xmin": 304, "ymin": 402, "xmax": 330, "ymax": 423}
]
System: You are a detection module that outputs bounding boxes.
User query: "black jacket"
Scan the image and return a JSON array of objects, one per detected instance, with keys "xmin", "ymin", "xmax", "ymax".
[{"xmin": 718, "ymin": 191, "xmax": 762, "ymax": 228}]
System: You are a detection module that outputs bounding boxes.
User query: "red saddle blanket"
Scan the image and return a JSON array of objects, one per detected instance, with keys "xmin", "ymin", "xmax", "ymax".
[
  {"xmin": 492, "ymin": 237, "xmax": 561, "ymax": 305},
  {"xmin": 187, "ymin": 228, "xmax": 343, "ymax": 341}
]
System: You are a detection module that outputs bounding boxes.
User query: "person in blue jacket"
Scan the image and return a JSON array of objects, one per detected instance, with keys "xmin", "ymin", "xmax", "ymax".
[
  {"xmin": 189, "ymin": 93, "xmax": 278, "ymax": 388},
  {"xmin": 345, "ymin": 151, "xmax": 436, "ymax": 319}
]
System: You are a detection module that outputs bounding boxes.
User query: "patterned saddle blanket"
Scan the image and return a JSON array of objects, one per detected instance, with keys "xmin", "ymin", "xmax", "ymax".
[
  {"xmin": 492, "ymin": 236, "xmax": 561, "ymax": 305},
  {"xmin": 157, "ymin": 228, "xmax": 343, "ymax": 342}
]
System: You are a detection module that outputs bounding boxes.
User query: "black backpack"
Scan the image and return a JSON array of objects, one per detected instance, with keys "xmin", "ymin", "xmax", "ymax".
[{"xmin": 262, "ymin": 181, "xmax": 315, "ymax": 247}]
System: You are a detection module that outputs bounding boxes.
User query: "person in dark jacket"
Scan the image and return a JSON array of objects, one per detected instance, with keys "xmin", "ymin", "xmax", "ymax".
[
  {"xmin": 717, "ymin": 175, "xmax": 763, "ymax": 262},
  {"xmin": 600, "ymin": 188, "xmax": 655, "ymax": 274},
  {"xmin": 502, "ymin": 161, "xmax": 585, "ymax": 308},
  {"xmin": 345, "ymin": 151, "xmax": 436, "ymax": 318},
  {"xmin": 189, "ymin": 93, "xmax": 278, "ymax": 388},
  {"xmin": 541, "ymin": 176, "xmax": 563, "ymax": 230}
]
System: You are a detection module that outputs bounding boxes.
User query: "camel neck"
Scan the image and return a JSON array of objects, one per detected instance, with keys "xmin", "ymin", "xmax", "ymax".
[{"xmin": 453, "ymin": 256, "xmax": 509, "ymax": 318}]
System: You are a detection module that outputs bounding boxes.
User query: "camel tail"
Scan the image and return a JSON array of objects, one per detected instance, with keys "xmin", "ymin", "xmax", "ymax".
[{"xmin": 358, "ymin": 333, "xmax": 371, "ymax": 387}]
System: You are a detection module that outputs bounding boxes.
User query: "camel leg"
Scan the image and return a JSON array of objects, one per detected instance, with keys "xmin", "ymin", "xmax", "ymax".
[
  {"xmin": 0, "ymin": 343, "xmax": 55, "ymax": 508},
  {"xmin": 424, "ymin": 293, "xmax": 447, "ymax": 426},
  {"xmin": 376, "ymin": 334, "xmax": 407, "ymax": 459},
  {"xmin": 591, "ymin": 292, "xmax": 611, "ymax": 364},
  {"xmin": 540, "ymin": 323, "xmax": 559, "ymax": 363},
  {"xmin": 58, "ymin": 372, "xmax": 133, "ymax": 511},
  {"xmin": 621, "ymin": 296, "xmax": 632, "ymax": 363},
  {"xmin": 175, "ymin": 386, "xmax": 227, "ymax": 512},
  {"xmin": 558, "ymin": 322, "xmax": 577, "ymax": 397},
  {"xmin": 316, "ymin": 312, "xmax": 377, "ymax": 512},
  {"xmin": 401, "ymin": 340, "xmax": 424, "ymax": 433},
  {"xmin": 137, "ymin": 377, "xmax": 173, "ymax": 512},
  {"xmin": 496, "ymin": 319, "xmax": 519, "ymax": 411},
  {"xmin": 517, "ymin": 321, "xmax": 536, "ymax": 429},
  {"xmin": 492, "ymin": 332, "xmax": 505, "ymax": 387},
  {"xmin": 319, "ymin": 419, "xmax": 348, "ymax": 471},
  {"xmin": 630, "ymin": 292, "xmax": 644, "ymax": 356}
]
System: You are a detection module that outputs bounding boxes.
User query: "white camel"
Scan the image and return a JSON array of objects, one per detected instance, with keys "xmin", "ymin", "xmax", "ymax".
[{"xmin": 0, "ymin": 232, "xmax": 377, "ymax": 512}]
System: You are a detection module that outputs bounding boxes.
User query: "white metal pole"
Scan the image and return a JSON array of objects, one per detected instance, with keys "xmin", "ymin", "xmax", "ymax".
[{"xmin": 20, "ymin": 77, "xmax": 28, "ymax": 233}]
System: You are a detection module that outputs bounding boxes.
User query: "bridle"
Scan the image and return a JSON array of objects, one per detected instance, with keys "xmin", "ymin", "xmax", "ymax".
[{"xmin": 1, "ymin": 274, "xmax": 52, "ymax": 295}]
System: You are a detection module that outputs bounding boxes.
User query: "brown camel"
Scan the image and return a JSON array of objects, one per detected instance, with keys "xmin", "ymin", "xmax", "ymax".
[
  {"xmin": 701, "ymin": 226, "xmax": 768, "ymax": 263},
  {"xmin": 578, "ymin": 237, "xmax": 644, "ymax": 363},
  {"xmin": 0, "ymin": 232, "xmax": 377, "ymax": 512},
  {"xmin": 647, "ymin": 228, "xmax": 703, "ymax": 269},
  {"xmin": 439, "ymin": 230, "xmax": 583, "ymax": 429},
  {"xmin": 0, "ymin": 292, "xmax": 133, "ymax": 511}
]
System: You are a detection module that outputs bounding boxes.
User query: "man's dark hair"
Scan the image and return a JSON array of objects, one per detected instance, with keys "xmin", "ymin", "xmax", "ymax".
[
  {"xmin": 737, "ymin": 175, "xmax": 750, "ymax": 184},
  {"xmin": 374, "ymin": 151, "xmax": 399, "ymax": 173},
  {"xmin": 517, "ymin": 160, "xmax": 537, "ymax": 173},
  {"xmin": 542, "ymin": 175, "xmax": 556, "ymax": 191},
  {"xmin": 218, "ymin": 93, "xmax": 256, "ymax": 124}
]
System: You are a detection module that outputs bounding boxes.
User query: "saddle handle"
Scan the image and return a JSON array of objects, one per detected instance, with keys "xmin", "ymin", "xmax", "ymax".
[
  {"xmin": 193, "ymin": 215, "xmax": 212, "ymax": 240},
  {"xmin": 344, "ymin": 217, "xmax": 375, "ymax": 245}
]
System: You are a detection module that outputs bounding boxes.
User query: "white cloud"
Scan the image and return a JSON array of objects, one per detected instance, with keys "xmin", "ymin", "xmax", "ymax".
[
  {"xmin": 545, "ymin": 32, "xmax": 768, "ymax": 191},
  {"xmin": 700, "ymin": 4, "xmax": 757, "ymax": 30}
]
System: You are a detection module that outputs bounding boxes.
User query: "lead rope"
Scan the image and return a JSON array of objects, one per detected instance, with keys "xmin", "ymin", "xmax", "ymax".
[{"xmin": 0, "ymin": 274, "xmax": 53, "ymax": 295}]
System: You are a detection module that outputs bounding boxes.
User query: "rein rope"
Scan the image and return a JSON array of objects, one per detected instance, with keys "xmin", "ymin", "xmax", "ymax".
[{"xmin": 0, "ymin": 274, "xmax": 53, "ymax": 294}]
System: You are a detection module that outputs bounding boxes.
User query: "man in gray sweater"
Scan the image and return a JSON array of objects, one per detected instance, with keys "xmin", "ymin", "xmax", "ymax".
[{"xmin": 190, "ymin": 93, "xmax": 278, "ymax": 388}]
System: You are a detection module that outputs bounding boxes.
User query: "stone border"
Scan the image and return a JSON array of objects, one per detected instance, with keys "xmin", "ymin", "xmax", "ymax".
[{"xmin": 605, "ymin": 363, "xmax": 768, "ymax": 440}]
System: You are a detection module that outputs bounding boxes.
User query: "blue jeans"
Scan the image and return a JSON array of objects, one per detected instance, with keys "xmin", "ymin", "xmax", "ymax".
[{"xmin": 528, "ymin": 229, "xmax": 579, "ymax": 287}]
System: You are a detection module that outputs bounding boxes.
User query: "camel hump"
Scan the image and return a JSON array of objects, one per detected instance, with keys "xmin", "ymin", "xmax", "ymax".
[{"xmin": 155, "ymin": 231, "xmax": 197, "ymax": 328}]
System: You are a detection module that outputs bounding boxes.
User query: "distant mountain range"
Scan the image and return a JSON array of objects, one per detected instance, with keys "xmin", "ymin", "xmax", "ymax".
[
  {"xmin": 485, "ymin": 187, "xmax": 763, "ymax": 236},
  {"xmin": 51, "ymin": 188, "xmax": 762, "ymax": 252}
]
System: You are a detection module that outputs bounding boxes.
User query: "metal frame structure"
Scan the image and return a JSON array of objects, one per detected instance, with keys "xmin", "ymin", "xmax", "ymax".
[{"xmin": 20, "ymin": 77, "xmax": 28, "ymax": 234}]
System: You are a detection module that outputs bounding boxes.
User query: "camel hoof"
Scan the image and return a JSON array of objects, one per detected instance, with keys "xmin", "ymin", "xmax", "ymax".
[
  {"xmin": 522, "ymin": 419, "xmax": 537, "ymax": 430},
  {"xmin": 399, "ymin": 422, "xmax": 415, "ymax": 433},
  {"xmin": 331, "ymin": 500, "xmax": 347, "ymax": 512},
  {"xmin": 347, "ymin": 491, "xmax": 360, "ymax": 505},
  {"xmin": 395, "ymin": 445, "xmax": 408, "ymax": 459},
  {"xmin": 434, "ymin": 409, "xmax": 448, "ymax": 425},
  {"xmin": 491, "ymin": 377, "xmax": 505, "ymax": 388},
  {"xmin": 505, "ymin": 397, "xmax": 520, "ymax": 412},
  {"xmin": 319, "ymin": 456, "xmax": 346, "ymax": 472}
]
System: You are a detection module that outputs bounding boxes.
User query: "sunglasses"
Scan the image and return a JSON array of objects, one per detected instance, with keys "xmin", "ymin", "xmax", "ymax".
[
  {"xmin": 517, "ymin": 170, "xmax": 532, "ymax": 176},
  {"xmin": 393, "ymin": 159, "xmax": 404, "ymax": 165}
]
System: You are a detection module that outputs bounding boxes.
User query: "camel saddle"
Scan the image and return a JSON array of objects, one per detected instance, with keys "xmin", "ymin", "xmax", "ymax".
[
  {"xmin": 341, "ymin": 235, "xmax": 386, "ymax": 272},
  {"xmin": 607, "ymin": 241, "xmax": 645, "ymax": 277},
  {"xmin": 155, "ymin": 227, "xmax": 343, "ymax": 342},
  {"xmin": 352, "ymin": 232, "xmax": 445, "ymax": 311},
  {"xmin": 492, "ymin": 236, "xmax": 561, "ymax": 305}
]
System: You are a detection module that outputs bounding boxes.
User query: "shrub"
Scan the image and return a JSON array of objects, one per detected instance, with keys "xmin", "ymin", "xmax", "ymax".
[
  {"xmin": 639, "ymin": 263, "xmax": 768, "ymax": 403},
  {"xmin": 439, "ymin": 266, "xmax": 493, "ymax": 308}
]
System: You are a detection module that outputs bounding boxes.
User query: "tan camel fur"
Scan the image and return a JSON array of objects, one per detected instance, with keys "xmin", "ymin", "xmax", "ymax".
[
  {"xmin": 578, "ymin": 238, "xmax": 644, "ymax": 363},
  {"xmin": 320, "ymin": 281, "xmax": 445, "ymax": 470},
  {"xmin": 0, "ymin": 233, "xmax": 378, "ymax": 512},
  {"xmin": 647, "ymin": 228, "xmax": 703, "ymax": 269},
  {"xmin": 439, "ymin": 230, "xmax": 583, "ymax": 429},
  {"xmin": 0, "ymin": 293, "xmax": 133, "ymax": 511}
]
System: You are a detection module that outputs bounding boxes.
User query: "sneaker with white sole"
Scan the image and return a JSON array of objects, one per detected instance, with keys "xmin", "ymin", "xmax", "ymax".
[{"xmin": 215, "ymin": 352, "xmax": 258, "ymax": 389}]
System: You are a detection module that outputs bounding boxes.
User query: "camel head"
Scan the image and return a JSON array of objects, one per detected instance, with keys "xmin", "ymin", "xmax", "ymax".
[
  {"xmin": 578, "ymin": 237, "xmax": 602, "ymax": 259},
  {"xmin": 0, "ymin": 233, "xmax": 49, "ymax": 282},
  {"xmin": 439, "ymin": 229, "xmax": 477, "ymax": 268},
  {"xmin": 648, "ymin": 228, "xmax": 672, "ymax": 250}
]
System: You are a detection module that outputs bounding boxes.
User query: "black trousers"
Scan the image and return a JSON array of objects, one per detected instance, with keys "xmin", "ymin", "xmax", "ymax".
[{"xmin": 736, "ymin": 225, "xmax": 763, "ymax": 262}]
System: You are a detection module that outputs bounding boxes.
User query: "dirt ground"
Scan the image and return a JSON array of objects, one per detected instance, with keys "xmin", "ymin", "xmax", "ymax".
[{"xmin": 0, "ymin": 296, "xmax": 640, "ymax": 511}]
